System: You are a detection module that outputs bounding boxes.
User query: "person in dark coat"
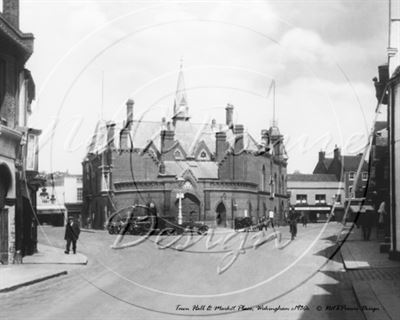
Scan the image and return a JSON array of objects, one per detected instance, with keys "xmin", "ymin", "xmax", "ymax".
[
  {"xmin": 64, "ymin": 217, "xmax": 80, "ymax": 254},
  {"xmin": 288, "ymin": 207, "xmax": 298, "ymax": 240},
  {"xmin": 359, "ymin": 209, "xmax": 374, "ymax": 241}
]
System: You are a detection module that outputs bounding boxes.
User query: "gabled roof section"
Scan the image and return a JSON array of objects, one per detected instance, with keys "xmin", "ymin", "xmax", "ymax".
[
  {"xmin": 172, "ymin": 143, "xmax": 187, "ymax": 160},
  {"xmin": 193, "ymin": 140, "xmax": 213, "ymax": 160}
]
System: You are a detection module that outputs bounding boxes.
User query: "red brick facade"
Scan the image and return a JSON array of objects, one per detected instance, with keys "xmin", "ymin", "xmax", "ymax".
[{"xmin": 82, "ymin": 67, "xmax": 289, "ymax": 229}]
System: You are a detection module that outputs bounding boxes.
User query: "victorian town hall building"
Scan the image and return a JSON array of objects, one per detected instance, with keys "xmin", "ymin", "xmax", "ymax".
[{"xmin": 82, "ymin": 65, "xmax": 289, "ymax": 229}]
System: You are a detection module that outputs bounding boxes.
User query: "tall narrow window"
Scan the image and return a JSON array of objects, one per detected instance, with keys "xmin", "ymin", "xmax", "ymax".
[
  {"xmin": 261, "ymin": 165, "xmax": 266, "ymax": 191},
  {"xmin": 77, "ymin": 188, "xmax": 83, "ymax": 201},
  {"xmin": 0, "ymin": 59, "xmax": 6, "ymax": 110}
]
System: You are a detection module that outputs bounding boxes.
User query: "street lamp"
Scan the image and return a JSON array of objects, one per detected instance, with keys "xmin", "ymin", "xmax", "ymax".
[
  {"xmin": 176, "ymin": 177, "xmax": 185, "ymax": 225},
  {"xmin": 39, "ymin": 187, "xmax": 49, "ymax": 203}
]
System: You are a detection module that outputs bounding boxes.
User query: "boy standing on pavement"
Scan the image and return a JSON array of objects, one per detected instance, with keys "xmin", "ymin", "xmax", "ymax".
[{"xmin": 64, "ymin": 217, "xmax": 80, "ymax": 254}]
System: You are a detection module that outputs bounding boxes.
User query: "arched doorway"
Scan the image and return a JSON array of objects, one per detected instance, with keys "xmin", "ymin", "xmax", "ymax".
[
  {"xmin": 216, "ymin": 202, "xmax": 227, "ymax": 227},
  {"xmin": 175, "ymin": 193, "xmax": 200, "ymax": 222},
  {"xmin": 0, "ymin": 163, "xmax": 12, "ymax": 209},
  {"xmin": 0, "ymin": 163, "xmax": 12, "ymax": 264}
]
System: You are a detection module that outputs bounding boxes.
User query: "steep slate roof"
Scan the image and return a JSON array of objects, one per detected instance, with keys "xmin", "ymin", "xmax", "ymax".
[
  {"xmin": 288, "ymin": 174, "xmax": 338, "ymax": 182},
  {"xmin": 342, "ymin": 155, "xmax": 368, "ymax": 171},
  {"xmin": 164, "ymin": 161, "xmax": 218, "ymax": 179},
  {"xmin": 86, "ymin": 64, "xmax": 261, "ymax": 157},
  {"xmin": 323, "ymin": 159, "xmax": 333, "ymax": 169},
  {"xmin": 86, "ymin": 118, "xmax": 260, "ymax": 156}
]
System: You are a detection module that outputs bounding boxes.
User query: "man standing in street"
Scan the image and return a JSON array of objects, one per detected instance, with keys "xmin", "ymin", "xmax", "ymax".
[
  {"xmin": 65, "ymin": 217, "xmax": 80, "ymax": 254},
  {"xmin": 288, "ymin": 207, "xmax": 298, "ymax": 240}
]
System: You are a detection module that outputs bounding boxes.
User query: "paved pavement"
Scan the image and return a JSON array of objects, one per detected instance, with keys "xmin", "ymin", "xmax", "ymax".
[
  {"xmin": 23, "ymin": 244, "xmax": 88, "ymax": 265},
  {"xmin": 0, "ymin": 265, "xmax": 67, "ymax": 293},
  {"xmin": 0, "ymin": 243, "xmax": 88, "ymax": 293},
  {"xmin": 339, "ymin": 223, "xmax": 400, "ymax": 320}
]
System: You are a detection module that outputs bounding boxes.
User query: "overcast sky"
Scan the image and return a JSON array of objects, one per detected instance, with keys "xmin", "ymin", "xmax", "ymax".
[{"xmin": 20, "ymin": 0, "xmax": 389, "ymax": 174}]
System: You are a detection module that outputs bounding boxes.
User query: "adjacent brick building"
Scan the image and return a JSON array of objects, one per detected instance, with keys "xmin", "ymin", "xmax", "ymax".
[
  {"xmin": 313, "ymin": 147, "xmax": 369, "ymax": 201},
  {"xmin": 82, "ymin": 65, "xmax": 290, "ymax": 229},
  {"xmin": 0, "ymin": 0, "xmax": 43, "ymax": 263},
  {"xmin": 287, "ymin": 146, "xmax": 370, "ymax": 224}
]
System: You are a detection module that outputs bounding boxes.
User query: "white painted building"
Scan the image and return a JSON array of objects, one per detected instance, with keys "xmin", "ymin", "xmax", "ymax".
[
  {"xmin": 288, "ymin": 174, "xmax": 345, "ymax": 222},
  {"xmin": 37, "ymin": 173, "xmax": 83, "ymax": 226}
]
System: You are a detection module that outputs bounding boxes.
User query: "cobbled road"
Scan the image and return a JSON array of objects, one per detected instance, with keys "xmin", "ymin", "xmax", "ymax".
[{"xmin": 2, "ymin": 223, "xmax": 363, "ymax": 320}]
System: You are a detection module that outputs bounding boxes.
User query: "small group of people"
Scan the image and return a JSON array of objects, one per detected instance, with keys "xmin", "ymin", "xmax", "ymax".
[
  {"xmin": 357, "ymin": 199, "xmax": 389, "ymax": 241},
  {"xmin": 258, "ymin": 210, "xmax": 275, "ymax": 231}
]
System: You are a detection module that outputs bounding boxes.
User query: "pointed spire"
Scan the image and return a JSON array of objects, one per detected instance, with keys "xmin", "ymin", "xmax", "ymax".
[
  {"xmin": 267, "ymin": 79, "xmax": 277, "ymax": 127},
  {"xmin": 173, "ymin": 58, "xmax": 190, "ymax": 121}
]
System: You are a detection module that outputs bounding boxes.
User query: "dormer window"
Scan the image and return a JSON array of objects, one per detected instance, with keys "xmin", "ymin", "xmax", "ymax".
[
  {"xmin": 174, "ymin": 149, "xmax": 184, "ymax": 160},
  {"xmin": 148, "ymin": 149, "xmax": 157, "ymax": 160},
  {"xmin": 197, "ymin": 149, "xmax": 209, "ymax": 160}
]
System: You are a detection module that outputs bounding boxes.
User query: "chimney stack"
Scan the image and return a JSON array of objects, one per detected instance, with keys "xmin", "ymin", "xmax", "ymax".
[
  {"xmin": 225, "ymin": 103, "xmax": 234, "ymax": 127},
  {"xmin": 160, "ymin": 129, "xmax": 175, "ymax": 160},
  {"xmin": 333, "ymin": 145, "xmax": 341, "ymax": 160},
  {"xmin": 211, "ymin": 118, "xmax": 217, "ymax": 130},
  {"xmin": 3, "ymin": 0, "xmax": 19, "ymax": 29},
  {"xmin": 215, "ymin": 131, "xmax": 228, "ymax": 162},
  {"xmin": 319, "ymin": 151, "xmax": 325, "ymax": 162},
  {"xmin": 126, "ymin": 99, "xmax": 134, "ymax": 128},
  {"xmin": 233, "ymin": 124, "xmax": 244, "ymax": 154}
]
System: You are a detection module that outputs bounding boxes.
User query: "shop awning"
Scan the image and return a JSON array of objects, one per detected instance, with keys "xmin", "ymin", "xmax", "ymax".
[
  {"xmin": 349, "ymin": 205, "xmax": 374, "ymax": 213},
  {"xmin": 37, "ymin": 204, "xmax": 66, "ymax": 215},
  {"xmin": 294, "ymin": 207, "xmax": 331, "ymax": 211}
]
